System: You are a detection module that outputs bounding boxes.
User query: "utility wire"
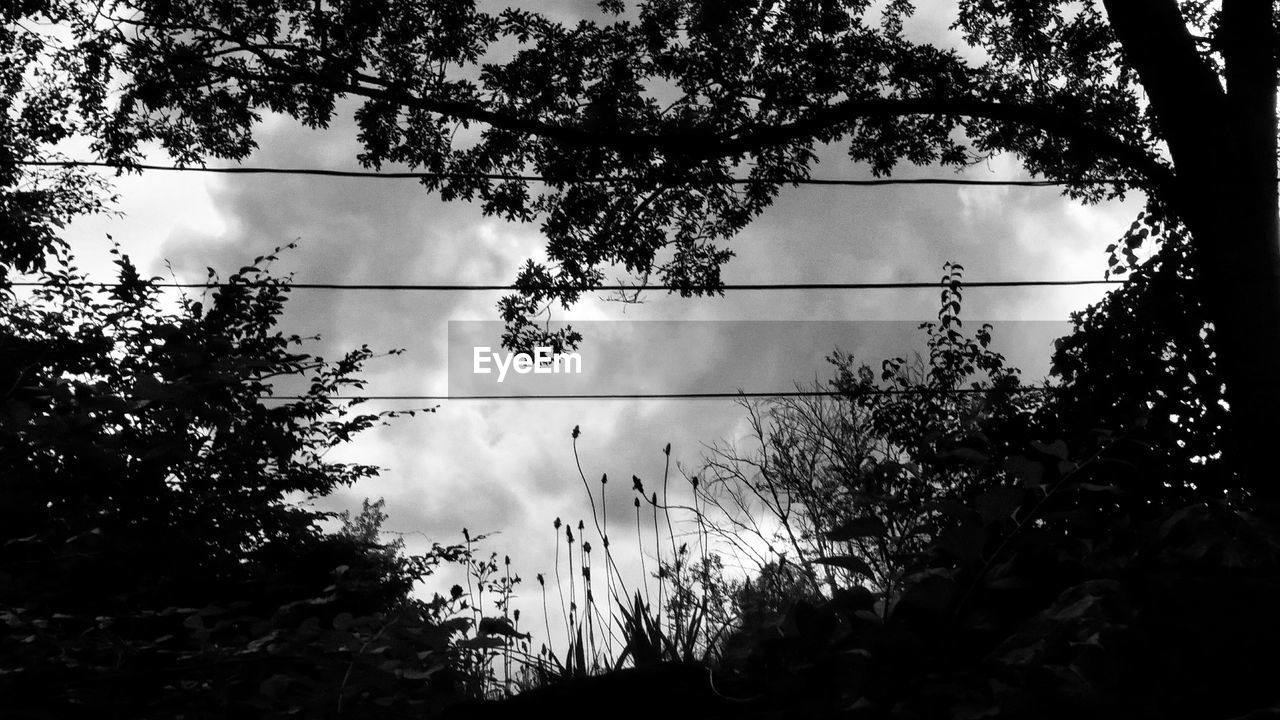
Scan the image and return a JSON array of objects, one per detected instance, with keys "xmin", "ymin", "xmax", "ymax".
[
  {"xmin": 14, "ymin": 159, "xmax": 1094, "ymax": 401},
  {"xmin": 260, "ymin": 388, "xmax": 1055, "ymax": 401},
  {"xmin": 21, "ymin": 160, "xmax": 1130, "ymax": 188},
  {"xmin": 9, "ymin": 279, "xmax": 1121, "ymax": 291},
  {"xmin": 13, "ymin": 161, "xmax": 1125, "ymax": 291},
  {"xmin": 12, "ymin": 162, "xmax": 1094, "ymax": 401}
]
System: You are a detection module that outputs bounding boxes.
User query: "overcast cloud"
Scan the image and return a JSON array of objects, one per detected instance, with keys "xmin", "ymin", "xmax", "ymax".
[{"xmin": 56, "ymin": 1, "xmax": 1142, "ymax": 638}]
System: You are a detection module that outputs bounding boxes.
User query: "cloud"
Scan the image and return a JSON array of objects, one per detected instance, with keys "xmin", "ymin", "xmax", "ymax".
[
  {"xmin": 135, "ymin": 108, "xmax": 1132, "ymax": 639},
  {"xmin": 59, "ymin": 1, "xmax": 1149, "ymax": 645}
]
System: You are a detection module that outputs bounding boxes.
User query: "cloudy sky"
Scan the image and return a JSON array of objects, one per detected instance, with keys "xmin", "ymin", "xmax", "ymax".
[{"xmin": 57, "ymin": 1, "xmax": 1141, "ymax": 647}]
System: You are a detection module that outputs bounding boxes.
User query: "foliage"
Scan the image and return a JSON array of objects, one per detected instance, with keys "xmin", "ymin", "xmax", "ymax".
[
  {"xmin": 497, "ymin": 433, "xmax": 744, "ymax": 685},
  {"xmin": 459, "ymin": 270, "xmax": 1280, "ymax": 718},
  {"xmin": 6, "ymin": 0, "xmax": 1277, "ymax": 482},
  {"xmin": 673, "ymin": 266, "xmax": 1280, "ymax": 718},
  {"xmin": 712, "ymin": 450, "xmax": 1280, "ymax": 720},
  {"xmin": 494, "ymin": 273, "xmax": 1050, "ymax": 704},
  {"xmin": 27, "ymin": 0, "xmax": 1224, "ymax": 335},
  {"xmin": 2, "ymin": 244, "xmax": 409, "ymax": 607},
  {"xmin": 0, "ymin": 2, "xmax": 113, "ymax": 281},
  {"xmin": 0, "ymin": 246, "xmax": 487, "ymax": 718},
  {"xmin": 695, "ymin": 264, "xmax": 1041, "ymax": 607},
  {"xmin": 22, "ymin": 0, "xmax": 1273, "ymax": 489},
  {"xmin": 1049, "ymin": 202, "xmax": 1232, "ymax": 500},
  {"xmin": 4, "ymin": 1, "xmax": 1278, "ymax": 716}
]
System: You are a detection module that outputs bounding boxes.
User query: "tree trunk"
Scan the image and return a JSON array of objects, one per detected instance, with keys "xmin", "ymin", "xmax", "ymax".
[
  {"xmin": 1187, "ymin": 165, "xmax": 1280, "ymax": 501},
  {"xmin": 1104, "ymin": 0, "xmax": 1280, "ymax": 502},
  {"xmin": 1179, "ymin": 0, "xmax": 1280, "ymax": 502}
]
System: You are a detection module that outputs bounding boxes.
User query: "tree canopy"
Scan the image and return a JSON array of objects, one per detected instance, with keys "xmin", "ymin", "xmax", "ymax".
[
  {"xmin": 9, "ymin": 0, "xmax": 1269, "ymax": 489},
  {"xmin": 4, "ymin": 2, "xmax": 1280, "ymax": 716},
  {"xmin": 0, "ymin": 243, "xmax": 484, "ymax": 717}
]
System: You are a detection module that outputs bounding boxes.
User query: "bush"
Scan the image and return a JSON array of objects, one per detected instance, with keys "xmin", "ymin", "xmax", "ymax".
[{"xmin": 0, "ymin": 246, "xmax": 479, "ymax": 718}]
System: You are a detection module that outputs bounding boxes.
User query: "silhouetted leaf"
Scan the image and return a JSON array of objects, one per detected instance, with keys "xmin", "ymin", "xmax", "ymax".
[
  {"xmin": 1004, "ymin": 455, "xmax": 1045, "ymax": 488},
  {"xmin": 259, "ymin": 673, "xmax": 291, "ymax": 700},
  {"xmin": 815, "ymin": 555, "xmax": 875, "ymax": 578},
  {"xmin": 826, "ymin": 516, "xmax": 887, "ymax": 541},
  {"xmin": 456, "ymin": 636, "xmax": 506, "ymax": 650},
  {"xmin": 1030, "ymin": 439, "xmax": 1069, "ymax": 461},
  {"xmin": 976, "ymin": 486, "xmax": 1025, "ymax": 524}
]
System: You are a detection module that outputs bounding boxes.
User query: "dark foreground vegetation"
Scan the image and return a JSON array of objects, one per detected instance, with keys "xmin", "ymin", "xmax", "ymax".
[
  {"xmin": 6, "ymin": 249, "xmax": 1277, "ymax": 720},
  {"xmin": 4, "ymin": 1, "xmax": 1280, "ymax": 718}
]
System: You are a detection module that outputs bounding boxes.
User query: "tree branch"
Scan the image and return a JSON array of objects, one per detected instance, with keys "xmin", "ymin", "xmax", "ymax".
[
  {"xmin": 225, "ymin": 56, "xmax": 1175, "ymax": 192},
  {"xmin": 1100, "ymin": 0, "xmax": 1227, "ymax": 185},
  {"xmin": 142, "ymin": 14, "xmax": 1173, "ymax": 195}
]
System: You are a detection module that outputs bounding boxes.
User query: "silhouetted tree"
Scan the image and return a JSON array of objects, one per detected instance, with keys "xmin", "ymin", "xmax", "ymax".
[
  {"xmin": 1049, "ymin": 219, "xmax": 1234, "ymax": 501},
  {"xmin": 0, "ymin": 247, "xmax": 471, "ymax": 719},
  {"xmin": 696, "ymin": 266, "xmax": 1038, "ymax": 604},
  {"xmin": 0, "ymin": 5, "xmax": 110, "ymax": 281},
  {"xmin": 689, "ymin": 278, "xmax": 1280, "ymax": 720},
  {"xmin": 7, "ymin": 3, "xmax": 1280, "ymax": 714},
  {"xmin": 1, "ymin": 244, "xmax": 406, "ymax": 607},
  {"xmin": 12, "ymin": 0, "xmax": 1273, "ymax": 491}
]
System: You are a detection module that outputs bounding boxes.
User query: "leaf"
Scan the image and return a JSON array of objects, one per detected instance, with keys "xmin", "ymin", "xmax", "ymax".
[
  {"xmin": 941, "ymin": 447, "xmax": 989, "ymax": 464},
  {"xmin": 259, "ymin": 673, "xmax": 291, "ymax": 700},
  {"xmin": 924, "ymin": 497, "xmax": 974, "ymax": 519},
  {"xmin": 825, "ymin": 516, "xmax": 887, "ymax": 541},
  {"xmin": 1004, "ymin": 455, "xmax": 1045, "ymax": 488},
  {"xmin": 936, "ymin": 521, "xmax": 986, "ymax": 564},
  {"xmin": 975, "ymin": 486, "xmax": 1025, "ymax": 524},
  {"xmin": 477, "ymin": 616, "xmax": 529, "ymax": 639},
  {"xmin": 398, "ymin": 667, "xmax": 441, "ymax": 680},
  {"xmin": 1047, "ymin": 594, "xmax": 1098, "ymax": 622},
  {"xmin": 814, "ymin": 555, "xmax": 875, "ymax": 578},
  {"xmin": 246, "ymin": 630, "xmax": 280, "ymax": 652},
  {"xmin": 440, "ymin": 617, "xmax": 471, "ymax": 635},
  {"xmin": 1030, "ymin": 439, "xmax": 1069, "ymax": 461},
  {"xmin": 573, "ymin": 626, "xmax": 587, "ymax": 676},
  {"xmin": 2, "ymin": 400, "xmax": 32, "ymax": 423},
  {"xmin": 455, "ymin": 636, "xmax": 505, "ymax": 650},
  {"xmin": 897, "ymin": 573, "xmax": 957, "ymax": 615},
  {"xmin": 131, "ymin": 374, "xmax": 186, "ymax": 401}
]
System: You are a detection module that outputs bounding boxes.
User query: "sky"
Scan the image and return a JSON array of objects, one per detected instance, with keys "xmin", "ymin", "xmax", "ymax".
[{"xmin": 55, "ymin": 1, "xmax": 1142, "ymax": 650}]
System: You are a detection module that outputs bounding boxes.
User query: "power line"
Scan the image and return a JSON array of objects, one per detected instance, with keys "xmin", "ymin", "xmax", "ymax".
[
  {"xmin": 66, "ymin": 387, "xmax": 1053, "ymax": 403},
  {"xmin": 8, "ymin": 279, "xmax": 1121, "ymax": 291},
  {"xmin": 261, "ymin": 388, "xmax": 1055, "ymax": 401},
  {"xmin": 12, "ymin": 160, "xmax": 1127, "ymax": 292},
  {"xmin": 8, "ymin": 163, "xmax": 1097, "ymax": 399},
  {"xmin": 21, "ymin": 160, "xmax": 1129, "ymax": 188}
]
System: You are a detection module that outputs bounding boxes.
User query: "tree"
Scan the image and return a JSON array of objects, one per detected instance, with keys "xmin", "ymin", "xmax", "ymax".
[
  {"xmin": 0, "ymin": 3, "xmax": 111, "ymax": 282},
  {"xmin": 681, "ymin": 277, "xmax": 1280, "ymax": 720},
  {"xmin": 695, "ymin": 268, "xmax": 1039, "ymax": 607},
  {"xmin": 20, "ymin": 0, "xmax": 1268, "ymax": 493},
  {"xmin": 2, "ymin": 14, "xmax": 529, "ymax": 713},
  {"xmin": 1049, "ymin": 220, "xmax": 1235, "ymax": 502},
  {"xmin": 1, "ymin": 245, "xmax": 405, "ymax": 608},
  {"xmin": 0, "ymin": 245, "xmax": 477, "ymax": 718}
]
